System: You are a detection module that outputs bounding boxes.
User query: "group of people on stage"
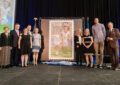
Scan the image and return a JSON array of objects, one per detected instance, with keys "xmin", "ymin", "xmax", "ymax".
[
  {"xmin": 75, "ymin": 18, "xmax": 120, "ymax": 71},
  {"xmin": 0, "ymin": 18, "xmax": 120, "ymax": 71},
  {"xmin": 0, "ymin": 24, "xmax": 41, "ymax": 68}
]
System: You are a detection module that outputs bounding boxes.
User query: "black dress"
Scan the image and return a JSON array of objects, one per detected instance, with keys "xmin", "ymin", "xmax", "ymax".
[
  {"xmin": 74, "ymin": 35, "xmax": 84, "ymax": 65},
  {"xmin": 20, "ymin": 34, "xmax": 30, "ymax": 55},
  {"xmin": 83, "ymin": 35, "xmax": 94, "ymax": 54}
]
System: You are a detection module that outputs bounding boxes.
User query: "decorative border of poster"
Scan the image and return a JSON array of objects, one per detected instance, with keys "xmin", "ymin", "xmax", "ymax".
[
  {"xmin": 49, "ymin": 20, "xmax": 74, "ymax": 60},
  {"xmin": 0, "ymin": 0, "xmax": 16, "ymax": 33}
]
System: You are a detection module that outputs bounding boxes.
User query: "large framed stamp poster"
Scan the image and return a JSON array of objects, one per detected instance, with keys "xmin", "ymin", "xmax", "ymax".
[
  {"xmin": 49, "ymin": 20, "xmax": 74, "ymax": 60},
  {"xmin": 40, "ymin": 18, "xmax": 83, "ymax": 61}
]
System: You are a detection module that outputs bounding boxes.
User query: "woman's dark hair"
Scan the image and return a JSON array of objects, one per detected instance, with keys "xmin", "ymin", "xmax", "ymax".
[{"xmin": 22, "ymin": 28, "xmax": 27, "ymax": 34}]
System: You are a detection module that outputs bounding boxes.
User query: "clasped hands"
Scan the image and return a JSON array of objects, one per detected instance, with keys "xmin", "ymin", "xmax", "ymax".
[{"xmin": 107, "ymin": 37, "xmax": 113, "ymax": 41}]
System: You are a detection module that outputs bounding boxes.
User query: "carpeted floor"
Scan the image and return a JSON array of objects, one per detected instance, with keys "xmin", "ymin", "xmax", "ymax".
[{"xmin": 0, "ymin": 64, "xmax": 120, "ymax": 85}]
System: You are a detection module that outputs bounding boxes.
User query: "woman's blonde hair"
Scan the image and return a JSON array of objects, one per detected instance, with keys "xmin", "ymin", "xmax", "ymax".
[
  {"xmin": 33, "ymin": 27, "xmax": 39, "ymax": 33},
  {"xmin": 75, "ymin": 29, "xmax": 82, "ymax": 36},
  {"xmin": 84, "ymin": 29, "xmax": 90, "ymax": 35}
]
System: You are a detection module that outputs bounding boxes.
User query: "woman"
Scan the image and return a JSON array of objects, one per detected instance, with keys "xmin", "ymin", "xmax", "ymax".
[
  {"xmin": 83, "ymin": 29, "xmax": 94, "ymax": 67},
  {"xmin": 0, "ymin": 27, "xmax": 12, "ymax": 68},
  {"xmin": 54, "ymin": 26, "xmax": 71, "ymax": 56},
  {"xmin": 18, "ymin": 28, "xmax": 32, "ymax": 67},
  {"xmin": 74, "ymin": 29, "xmax": 83, "ymax": 66},
  {"xmin": 32, "ymin": 28, "xmax": 41, "ymax": 66},
  {"xmin": 61, "ymin": 26, "xmax": 72, "ymax": 46}
]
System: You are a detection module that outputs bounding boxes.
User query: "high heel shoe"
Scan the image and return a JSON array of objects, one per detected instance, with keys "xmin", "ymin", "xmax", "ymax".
[{"xmin": 90, "ymin": 63, "xmax": 93, "ymax": 68}]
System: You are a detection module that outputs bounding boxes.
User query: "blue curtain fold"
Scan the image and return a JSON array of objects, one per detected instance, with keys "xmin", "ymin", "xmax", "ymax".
[{"xmin": 15, "ymin": 0, "xmax": 119, "ymax": 31}]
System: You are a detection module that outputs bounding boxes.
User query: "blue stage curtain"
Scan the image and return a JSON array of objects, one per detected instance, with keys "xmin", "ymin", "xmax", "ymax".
[{"xmin": 15, "ymin": 0, "xmax": 119, "ymax": 31}]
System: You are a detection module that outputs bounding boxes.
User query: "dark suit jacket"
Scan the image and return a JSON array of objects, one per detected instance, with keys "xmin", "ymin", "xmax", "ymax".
[
  {"xmin": 106, "ymin": 28, "xmax": 120, "ymax": 48},
  {"xmin": 0, "ymin": 33, "xmax": 12, "ymax": 47},
  {"xmin": 10, "ymin": 30, "xmax": 20, "ymax": 47}
]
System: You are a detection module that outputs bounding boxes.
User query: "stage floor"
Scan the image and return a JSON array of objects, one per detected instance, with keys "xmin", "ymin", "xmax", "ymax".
[{"xmin": 0, "ymin": 64, "xmax": 120, "ymax": 85}]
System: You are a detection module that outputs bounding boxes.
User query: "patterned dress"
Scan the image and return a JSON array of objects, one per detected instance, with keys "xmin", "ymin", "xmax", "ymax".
[{"xmin": 32, "ymin": 33, "xmax": 41, "ymax": 52}]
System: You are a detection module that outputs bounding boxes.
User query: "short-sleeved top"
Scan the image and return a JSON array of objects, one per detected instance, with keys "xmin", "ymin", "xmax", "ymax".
[
  {"xmin": 32, "ymin": 33, "xmax": 41, "ymax": 47},
  {"xmin": 61, "ymin": 31, "xmax": 71, "ymax": 46},
  {"xmin": 20, "ymin": 34, "xmax": 30, "ymax": 54},
  {"xmin": 21, "ymin": 34, "xmax": 30, "ymax": 48}
]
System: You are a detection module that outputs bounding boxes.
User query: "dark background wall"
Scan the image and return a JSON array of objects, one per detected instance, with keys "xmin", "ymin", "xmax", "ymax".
[
  {"xmin": 15, "ymin": 0, "xmax": 120, "ymax": 61},
  {"xmin": 15, "ymin": 0, "xmax": 119, "ymax": 31}
]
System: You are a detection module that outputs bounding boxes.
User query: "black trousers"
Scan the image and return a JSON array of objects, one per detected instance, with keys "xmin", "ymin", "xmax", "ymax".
[
  {"xmin": 11, "ymin": 47, "xmax": 19, "ymax": 66},
  {"xmin": 28, "ymin": 48, "xmax": 32, "ymax": 63},
  {"xmin": 38, "ymin": 48, "xmax": 43, "ymax": 63},
  {"xmin": 75, "ymin": 47, "xmax": 84, "ymax": 65}
]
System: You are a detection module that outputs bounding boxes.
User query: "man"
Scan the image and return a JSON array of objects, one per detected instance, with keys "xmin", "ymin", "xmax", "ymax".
[
  {"xmin": 26, "ymin": 25, "xmax": 32, "ymax": 64},
  {"xmin": 92, "ymin": 18, "xmax": 106, "ymax": 68},
  {"xmin": 106, "ymin": 22, "xmax": 120, "ymax": 71},
  {"xmin": 38, "ymin": 29, "xmax": 44, "ymax": 64},
  {"xmin": 10, "ymin": 23, "xmax": 21, "ymax": 66}
]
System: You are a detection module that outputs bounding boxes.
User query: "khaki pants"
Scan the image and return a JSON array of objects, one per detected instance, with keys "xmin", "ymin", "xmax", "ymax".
[{"xmin": 94, "ymin": 41, "xmax": 104, "ymax": 66}]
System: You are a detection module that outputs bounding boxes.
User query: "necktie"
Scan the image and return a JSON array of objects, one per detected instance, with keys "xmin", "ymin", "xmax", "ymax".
[{"xmin": 16, "ymin": 31, "xmax": 19, "ymax": 36}]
